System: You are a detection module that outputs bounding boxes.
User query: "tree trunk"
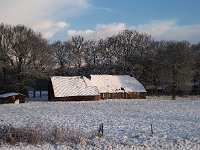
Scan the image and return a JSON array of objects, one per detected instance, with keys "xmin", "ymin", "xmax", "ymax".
[
  {"xmin": 17, "ymin": 56, "xmax": 26, "ymax": 94},
  {"xmin": 172, "ymin": 83, "xmax": 176, "ymax": 100},
  {"xmin": 172, "ymin": 72, "xmax": 176, "ymax": 100},
  {"xmin": 153, "ymin": 76, "xmax": 158, "ymax": 96},
  {"xmin": 39, "ymin": 80, "xmax": 42, "ymax": 98},
  {"xmin": 33, "ymin": 79, "xmax": 36, "ymax": 98},
  {"xmin": 172, "ymin": 64, "xmax": 177, "ymax": 100},
  {"xmin": 2, "ymin": 67, "xmax": 6, "ymax": 89}
]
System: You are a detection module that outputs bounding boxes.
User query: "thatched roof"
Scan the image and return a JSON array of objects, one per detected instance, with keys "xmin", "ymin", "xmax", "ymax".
[
  {"xmin": 51, "ymin": 76, "xmax": 100, "ymax": 97},
  {"xmin": 85, "ymin": 75, "xmax": 146, "ymax": 93}
]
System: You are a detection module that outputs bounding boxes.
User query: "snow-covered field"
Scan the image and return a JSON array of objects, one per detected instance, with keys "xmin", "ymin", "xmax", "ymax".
[{"xmin": 0, "ymin": 98, "xmax": 200, "ymax": 149}]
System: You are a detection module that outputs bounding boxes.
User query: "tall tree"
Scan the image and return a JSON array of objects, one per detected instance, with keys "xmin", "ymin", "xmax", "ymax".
[
  {"xmin": 163, "ymin": 41, "xmax": 193, "ymax": 99},
  {"xmin": 84, "ymin": 40, "xmax": 101, "ymax": 73},
  {"xmin": 70, "ymin": 36, "xmax": 85, "ymax": 74},
  {"xmin": 51, "ymin": 41, "xmax": 71, "ymax": 75},
  {"xmin": 0, "ymin": 24, "xmax": 50, "ymax": 94},
  {"xmin": 191, "ymin": 43, "xmax": 200, "ymax": 94}
]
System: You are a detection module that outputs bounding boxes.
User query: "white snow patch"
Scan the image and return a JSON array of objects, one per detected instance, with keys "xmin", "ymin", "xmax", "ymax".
[
  {"xmin": 86, "ymin": 75, "xmax": 146, "ymax": 93},
  {"xmin": 0, "ymin": 99, "xmax": 200, "ymax": 149}
]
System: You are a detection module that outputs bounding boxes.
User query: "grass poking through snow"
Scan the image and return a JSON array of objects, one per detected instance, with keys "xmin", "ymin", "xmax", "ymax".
[{"xmin": 0, "ymin": 123, "xmax": 86, "ymax": 147}]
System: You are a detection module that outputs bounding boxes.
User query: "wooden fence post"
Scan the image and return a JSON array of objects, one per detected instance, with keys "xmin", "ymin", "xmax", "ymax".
[
  {"xmin": 98, "ymin": 123, "xmax": 103, "ymax": 137},
  {"xmin": 150, "ymin": 123, "xmax": 153, "ymax": 135}
]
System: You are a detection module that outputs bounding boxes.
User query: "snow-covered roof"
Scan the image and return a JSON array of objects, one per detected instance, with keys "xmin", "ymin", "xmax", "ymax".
[
  {"xmin": 0, "ymin": 92, "xmax": 24, "ymax": 98},
  {"xmin": 51, "ymin": 76, "xmax": 100, "ymax": 97},
  {"xmin": 85, "ymin": 75, "xmax": 146, "ymax": 93}
]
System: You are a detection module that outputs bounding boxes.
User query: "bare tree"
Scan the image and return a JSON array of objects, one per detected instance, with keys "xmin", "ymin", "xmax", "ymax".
[
  {"xmin": 0, "ymin": 24, "xmax": 50, "ymax": 94},
  {"xmin": 163, "ymin": 41, "xmax": 193, "ymax": 99},
  {"xmin": 84, "ymin": 40, "xmax": 101, "ymax": 73},
  {"xmin": 51, "ymin": 41, "xmax": 72, "ymax": 75},
  {"xmin": 191, "ymin": 43, "xmax": 200, "ymax": 94},
  {"xmin": 70, "ymin": 36, "xmax": 85, "ymax": 69}
]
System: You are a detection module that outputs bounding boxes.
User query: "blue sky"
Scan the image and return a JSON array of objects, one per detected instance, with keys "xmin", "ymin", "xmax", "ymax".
[{"xmin": 0, "ymin": 0, "xmax": 200, "ymax": 43}]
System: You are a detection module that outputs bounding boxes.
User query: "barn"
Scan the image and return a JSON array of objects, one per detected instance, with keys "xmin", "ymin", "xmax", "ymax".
[
  {"xmin": 48, "ymin": 76, "xmax": 100, "ymax": 101},
  {"xmin": 0, "ymin": 92, "xmax": 26, "ymax": 104},
  {"xmin": 85, "ymin": 75, "xmax": 146, "ymax": 99},
  {"xmin": 49, "ymin": 75, "xmax": 146, "ymax": 101}
]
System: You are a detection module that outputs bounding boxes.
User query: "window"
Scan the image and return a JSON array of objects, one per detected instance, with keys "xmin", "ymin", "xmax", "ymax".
[{"xmin": 101, "ymin": 93, "xmax": 104, "ymax": 99}]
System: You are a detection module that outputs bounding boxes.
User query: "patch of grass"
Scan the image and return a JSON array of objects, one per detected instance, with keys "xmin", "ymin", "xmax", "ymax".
[{"xmin": 0, "ymin": 123, "xmax": 85, "ymax": 147}]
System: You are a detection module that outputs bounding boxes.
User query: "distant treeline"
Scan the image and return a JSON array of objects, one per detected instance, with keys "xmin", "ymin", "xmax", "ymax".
[{"xmin": 0, "ymin": 23, "xmax": 200, "ymax": 99}]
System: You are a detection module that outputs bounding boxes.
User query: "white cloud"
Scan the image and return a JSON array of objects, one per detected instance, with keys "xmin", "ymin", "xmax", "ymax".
[
  {"xmin": 131, "ymin": 20, "xmax": 177, "ymax": 37},
  {"xmin": 32, "ymin": 20, "xmax": 70, "ymax": 39},
  {"xmin": 67, "ymin": 23, "xmax": 127, "ymax": 40},
  {"xmin": 0, "ymin": 0, "xmax": 89, "ymax": 38},
  {"xmin": 67, "ymin": 20, "xmax": 200, "ymax": 43},
  {"xmin": 131, "ymin": 20, "xmax": 200, "ymax": 43},
  {"xmin": 56, "ymin": 21, "xmax": 69, "ymax": 29}
]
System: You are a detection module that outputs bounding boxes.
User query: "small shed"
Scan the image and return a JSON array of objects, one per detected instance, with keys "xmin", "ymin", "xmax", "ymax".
[
  {"xmin": 0, "ymin": 92, "xmax": 26, "ymax": 104},
  {"xmin": 85, "ymin": 75, "xmax": 146, "ymax": 99},
  {"xmin": 48, "ymin": 76, "xmax": 100, "ymax": 101}
]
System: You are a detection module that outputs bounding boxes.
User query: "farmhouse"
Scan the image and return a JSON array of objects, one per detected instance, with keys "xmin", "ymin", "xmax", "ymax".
[
  {"xmin": 0, "ymin": 92, "xmax": 26, "ymax": 104},
  {"xmin": 86, "ymin": 75, "xmax": 146, "ymax": 99},
  {"xmin": 49, "ymin": 75, "xmax": 146, "ymax": 101},
  {"xmin": 48, "ymin": 76, "xmax": 100, "ymax": 101}
]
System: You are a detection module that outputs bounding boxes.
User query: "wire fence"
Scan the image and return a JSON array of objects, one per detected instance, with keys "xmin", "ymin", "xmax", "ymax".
[{"xmin": 0, "ymin": 123, "xmax": 199, "ymax": 149}]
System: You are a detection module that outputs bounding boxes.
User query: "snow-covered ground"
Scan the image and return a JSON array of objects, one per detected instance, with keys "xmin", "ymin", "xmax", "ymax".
[{"xmin": 0, "ymin": 98, "xmax": 200, "ymax": 149}]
